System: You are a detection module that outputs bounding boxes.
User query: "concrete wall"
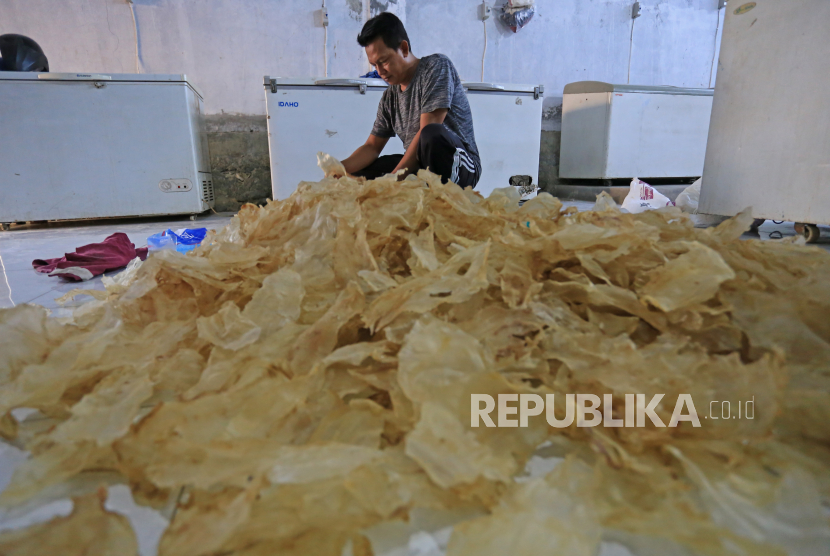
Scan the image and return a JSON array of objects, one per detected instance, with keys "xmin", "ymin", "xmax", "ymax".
[{"xmin": 1, "ymin": 0, "xmax": 724, "ymax": 209}]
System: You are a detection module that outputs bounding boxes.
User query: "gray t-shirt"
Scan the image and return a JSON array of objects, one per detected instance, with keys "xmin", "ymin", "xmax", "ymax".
[{"xmin": 371, "ymin": 54, "xmax": 481, "ymax": 170}]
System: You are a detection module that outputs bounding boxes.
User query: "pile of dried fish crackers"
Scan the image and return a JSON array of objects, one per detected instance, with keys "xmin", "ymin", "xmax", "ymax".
[{"xmin": 1, "ymin": 156, "xmax": 829, "ymax": 556}]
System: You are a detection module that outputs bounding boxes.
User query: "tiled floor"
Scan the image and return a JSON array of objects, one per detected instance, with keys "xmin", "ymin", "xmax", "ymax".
[
  {"xmin": 0, "ymin": 213, "xmax": 234, "ymax": 318},
  {"xmin": 747, "ymin": 219, "xmax": 830, "ymax": 250}
]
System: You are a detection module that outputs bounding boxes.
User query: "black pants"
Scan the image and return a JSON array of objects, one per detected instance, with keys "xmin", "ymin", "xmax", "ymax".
[{"xmin": 354, "ymin": 124, "xmax": 480, "ymax": 188}]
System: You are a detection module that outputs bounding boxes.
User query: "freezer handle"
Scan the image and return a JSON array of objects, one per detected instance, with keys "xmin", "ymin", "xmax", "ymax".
[
  {"xmin": 314, "ymin": 78, "xmax": 368, "ymax": 94},
  {"xmin": 463, "ymin": 82, "xmax": 506, "ymax": 91},
  {"xmin": 264, "ymin": 75, "xmax": 277, "ymax": 93},
  {"xmin": 37, "ymin": 73, "xmax": 113, "ymax": 81}
]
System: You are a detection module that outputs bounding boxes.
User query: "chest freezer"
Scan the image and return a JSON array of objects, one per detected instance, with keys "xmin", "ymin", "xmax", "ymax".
[
  {"xmin": 264, "ymin": 76, "xmax": 544, "ymax": 199},
  {"xmin": 699, "ymin": 0, "xmax": 830, "ymax": 228},
  {"xmin": 560, "ymin": 81, "xmax": 713, "ymax": 180},
  {"xmin": 0, "ymin": 72, "xmax": 213, "ymax": 225},
  {"xmin": 465, "ymin": 82, "xmax": 544, "ymax": 197}
]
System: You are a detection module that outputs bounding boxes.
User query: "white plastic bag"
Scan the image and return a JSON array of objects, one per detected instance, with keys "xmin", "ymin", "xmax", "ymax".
[
  {"xmin": 510, "ymin": 175, "xmax": 538, "ymax": 205},
  {"xmin": 675, "ymin": 178, "xmax": 701, "ymax": 213},
  {"xmin": 621, "ymin": 178, "xmax": 675, "ymax": 214},
  {"xmin": 676, "ymin": 178, "xmax": 728, "ymax": 227}
]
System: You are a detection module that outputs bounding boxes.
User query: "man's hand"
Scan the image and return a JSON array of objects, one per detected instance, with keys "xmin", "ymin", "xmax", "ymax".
[
  {"xmin": 329, "ymin": 169, "xmax": 351, "ymax": 179},
  {"xmin": 392, "ymin": 108, "xmax": 448, "ymax": 176},
  {"xmin": 342, "ymin": 135, "xmax": 390, "ymax": 176}
]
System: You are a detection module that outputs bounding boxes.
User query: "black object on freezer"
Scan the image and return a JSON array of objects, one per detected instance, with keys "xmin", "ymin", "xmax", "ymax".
[{"xmin": 0, "ymin": 34, "xmax": 49, "ymax": 72}]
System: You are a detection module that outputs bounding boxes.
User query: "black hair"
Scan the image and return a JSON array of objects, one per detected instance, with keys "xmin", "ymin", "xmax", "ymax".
[{"xmin": 357, "ymin": 12, "xmax": 411, "ymax": 52}]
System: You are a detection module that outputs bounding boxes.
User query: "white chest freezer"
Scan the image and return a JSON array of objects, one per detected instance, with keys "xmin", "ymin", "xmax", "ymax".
[
  {"xmin": 560, "ymin": 81, "xmax": 713, "ymax": 180},
  {"xmin": 0, "ymin": 72, "xmax": 213, "ymax": 225},
  {"xmin": 264, "ymin": 77, "xmax": 544, "ymax": 199},
  {"xmin": 700, "ymin": 0, "xmax": 830, "ymax": 229}
]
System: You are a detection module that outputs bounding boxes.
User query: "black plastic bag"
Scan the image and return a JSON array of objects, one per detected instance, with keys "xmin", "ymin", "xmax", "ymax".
[{"xmin": 500, "ymin": 2, "xmax": 535, "ymax": 33}]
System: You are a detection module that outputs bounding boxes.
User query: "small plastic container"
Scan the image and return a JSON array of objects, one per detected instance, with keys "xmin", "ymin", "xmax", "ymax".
[
  {"xmin": 148, "ymin": 227, "xmax": 207, "ymax": 254},
  {"xmin": 176, "ymin": 243, "xmax": 198, "ymax": 254},
  {"xmin": 147, "ymin": 232, "xmax": 175, "ymax": 251},
  {"xmin": 169, "ymin": 228, "xmax": 207, "ymax": 246}
]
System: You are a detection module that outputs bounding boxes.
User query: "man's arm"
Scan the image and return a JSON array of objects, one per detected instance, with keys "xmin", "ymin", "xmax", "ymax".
[
  {"xmin": 393, "ymin": 108, "xmax": 448, "ymax": 177},
  {"xmin": 339, "ymin": 134, "xmax": 389, "ymax": 177}
]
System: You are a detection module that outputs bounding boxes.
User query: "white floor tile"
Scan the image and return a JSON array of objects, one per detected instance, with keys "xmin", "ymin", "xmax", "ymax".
[{"xmin": 0, "ymin": 213, "xmax": 234, "ymax": 309}]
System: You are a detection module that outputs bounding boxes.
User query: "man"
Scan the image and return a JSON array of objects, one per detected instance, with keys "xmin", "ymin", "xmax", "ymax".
[{"xmin": 338, "ymin": 13, "xmax": 481, "ymax": 188}]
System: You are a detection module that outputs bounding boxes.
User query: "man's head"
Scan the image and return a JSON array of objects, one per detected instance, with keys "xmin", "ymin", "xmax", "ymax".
[{"xmin": 357, "ymin": 13, "xmax": 414, "ymax": 85}]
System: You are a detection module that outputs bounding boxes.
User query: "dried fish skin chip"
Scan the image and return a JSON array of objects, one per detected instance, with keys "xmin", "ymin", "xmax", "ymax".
[
  {"xmin": 307, "ymin": 400, "xmax": 386, "ymax": 448},
  {"xmin": 446, "ymin": 457, "xmax": 600, "ymax": 556},
  {"xmin": 357, "ymin": 269, "xmax": 400, "ymax": 293},
  {"xmin": 0, "ymin": 311, "xmax": 125, "ymax": 416},
  {"xmin": 158, "ymin": 483, "xmax": 260, "ymax": 556},
  {"xmin": 456, "ymin": 305, "xmax": 546, "ymax": 371},
  {"xmin": 101, "ymin": 256, "xmax": 144, "ymax": 294},
  {"xmin": 397, "ymin": 315, "xmax": 492, "ymax": 404},
  {"xmin": 206, "ymin": 242, "xmax": 270, "ymax": 268},
  {"xmin": 287, "ymin": 281, "xmax": 365, "ymax": 375},
  {"xmin": 334, "ymin": 223, "xmax": 380, "ymax": 289},
  {"xmin": 317, "ymin": 151, "xmax": 347, "ymax": 178},
  {"xmin": 268, "ymin": 444, "xmax": 383, "ymax": 484},
  {"xmin": 668, "ymin": 444, "xmax": 830, "ymax": 556},
  {"xmin": 639, "ymin": 242, "xmax": 736, "ymax": 312},
  {"xmin": 321, "ymin": 340, "xmax": 397, "ymax": 369},
  {"xmin": 230, "ymin": 529, "xmax": 352, "ymax": 556},
  {"xmin": 0, "ymin": 489, "xmax": 139, "ymax": 556},
  {"xmin": 364, "ymin": 242, "xmax": 491, "ymax": 332},
  {"xmin": 240, "ymin": 268, "xmax": 304, "ymax": 337},
  {"xmin": 405, "ymin": 401, "xmax": 516, "ymax": 488},
  {"xmin": 149, "ymin": 349, "xmax": 205, "ymax": 402},
  {"xmin": 360, "ymin": 186, "xmax": 426, "ymax": 236},
  {"xmin": 586, "ymin": 307, "xmax": 640, "ymax": 337},
  {"xmin": 705, "ymin": 207, "xmax": 755, "ymax": 242},
  {"xmin": 0, "ymin": 441, "xmax": 109, "ymax": 508},
  {"xmin": 125, "ymin": 435, "xmax": 284, "ymax": 491},
  {"xmin": 196, "ymin": 300, "xmax": 261, "ymax": 351},
  {"xmin": 223, "ymin": 473, "xmax": 409, "ymax": 553},
  {"xmin": 345, "ymin": 447, "xmax": 472, "ymax": 520},
  {"xmin": 51, "ymin": 368, "xmax": 153, "ymax": 446},
  {"xmin": 592, "ymin": 450, "xmax": 793, "ymax": 556},
  {"xmin": 116, "ymin": 379, "xmax": 317, "ymax": 490},
  {"xmin": 553, "ymin": 219, "xmax": 661, "ymax": 252},
  {"xmin": 0, "ymin": 304, "xmax": 68, "ymax": 385},
  {"xmin": 55, "ymin": 287, "xmax": 109, "ymax": 304}
]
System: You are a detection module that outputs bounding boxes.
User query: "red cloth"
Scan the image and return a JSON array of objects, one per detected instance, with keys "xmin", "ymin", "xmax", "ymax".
[{"xmin": 32, "ymin": 232, "xmax": 148, "ymax": 282}]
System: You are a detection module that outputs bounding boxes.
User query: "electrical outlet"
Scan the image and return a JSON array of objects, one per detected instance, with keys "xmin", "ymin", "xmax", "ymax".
[
  {"xmin": 478, "ymin": 2, "xmax": 491, "ymax": 21},
  {"xmin": 718, "ymin": 0, "xmax": 727, "ymax": 9},
  {"xmin": 316, "ymin": 8, "xmax": 329, "ymax": 26},
  {"xmin": 631, "ymin": 1, "xmax": 641, "ymax": 19}
]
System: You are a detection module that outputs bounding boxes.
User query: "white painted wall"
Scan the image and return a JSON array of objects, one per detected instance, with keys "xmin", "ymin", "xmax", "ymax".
[{"xmin": 0, "ymin": 0, "xmax": 723, "ymax": 126}]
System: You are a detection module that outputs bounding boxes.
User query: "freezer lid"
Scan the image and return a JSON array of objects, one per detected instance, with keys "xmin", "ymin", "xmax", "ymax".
[
  {"xmin": 0, "ymin": 71, "xmax": 205, "ymax": 98},
  {"xmin": 264, "ymin": 76, "xmax": 390, "ymax": 90},
  {"xmin": 563, "ymin": 81, "xmax": 713, "ymax": 96},
  {"xmin": 262, "ymin": 76, "xmax": 543, "ymax": 96},
  {"xmin": 462, "ymin": 82, "xmax": 542, "ymax": 94}
]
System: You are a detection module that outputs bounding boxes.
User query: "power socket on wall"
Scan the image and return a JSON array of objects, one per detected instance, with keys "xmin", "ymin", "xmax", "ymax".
[{"xmin": 478, "ymin": 2, "xmax": 492, "ymax": 21}]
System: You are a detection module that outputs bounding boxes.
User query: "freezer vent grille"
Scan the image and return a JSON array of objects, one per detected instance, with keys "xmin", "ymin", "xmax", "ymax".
[{"xmin": 201, "ymin": 178, "xmax": 215, "ymax": 206}]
